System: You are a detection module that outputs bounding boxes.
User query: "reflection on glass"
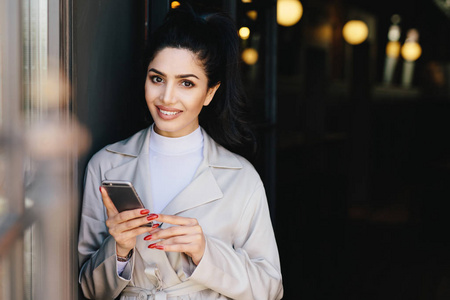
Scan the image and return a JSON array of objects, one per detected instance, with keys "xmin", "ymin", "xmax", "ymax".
[
  {"xmin": 22, "ymin": 1, "xmax": 48, "ymax": 299},
  {"xmin": 22, "ymin": 0, "xmax": 48, "ymax": 124}
]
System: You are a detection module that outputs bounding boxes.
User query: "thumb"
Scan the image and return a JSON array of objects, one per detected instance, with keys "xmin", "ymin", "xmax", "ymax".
[{"xmin": 100, "ymin": 186, "xmax": 119, "ymax": 217}]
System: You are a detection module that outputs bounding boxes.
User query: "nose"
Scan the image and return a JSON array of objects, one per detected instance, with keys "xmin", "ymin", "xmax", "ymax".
[{"xmin": 160, "ymin": 82, "xmax": 176, "ymax": 104}]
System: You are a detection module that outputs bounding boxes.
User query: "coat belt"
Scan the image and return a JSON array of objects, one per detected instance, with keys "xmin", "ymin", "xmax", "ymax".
[{"xmin": 121, "ymin": 281, "xmax": 208, "ymax": 300}]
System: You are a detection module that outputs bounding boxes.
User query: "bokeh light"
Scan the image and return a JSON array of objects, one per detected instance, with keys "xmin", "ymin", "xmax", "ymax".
[
  {"xmin": 401, "ymin": 42, "xmax": 422, "ymax": 61},
  {"xmin": 386, "ymin": 41, "xmax": 401, "ymax": 58},
  {"xmin": 239, "ymin": 27, "xmax": 251, "ymax": 40},
  {"xmin": 241, "ymin": 48, "xmax": 258, "ymax": 65},
  {"xmin": 171, "ymin": 1, "xmax": 181, "ymax": 9},
  {"xmin": 277, "ymin": 0, "xmax": 303, "ymax": 27},
  {"xmin": 247, "ymin": 10, "xmax": 258, "ymax": 21},
  {"xmin": 342, "ymin": 20, "xmax": 369, "ymax": 45}
]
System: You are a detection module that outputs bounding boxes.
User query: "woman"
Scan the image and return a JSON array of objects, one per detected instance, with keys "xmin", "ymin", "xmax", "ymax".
[{"xmin": 78, "ymin": 5, "xmax": 283, "ymax": 300}]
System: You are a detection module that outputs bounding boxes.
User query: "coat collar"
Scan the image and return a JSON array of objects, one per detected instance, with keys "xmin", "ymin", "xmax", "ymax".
[
  {"xmin": 104, "ymin": 126, "xmax": 242, "ymax": 215},
  {"xmin": 105, "ymin": 126, "xmax": 243, "ymax": 169}
]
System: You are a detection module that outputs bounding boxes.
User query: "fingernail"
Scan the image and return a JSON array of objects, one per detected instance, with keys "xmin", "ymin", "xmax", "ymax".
[
  {"xmin": 140, "ymin": 209, "xmax": 150, "ymax": 215},
  {"xmin": 148, "ymin": 243, "xmax": 157, "ymax": 249},
  {"xmin": 155, "ymin": 245, "xmax": 164, "ymax": 250},
  {"xmin": 147, "ymin": 214, "xmax": 158, "ymax": 221},
  {"xmin": 152, "ymin": 223, "xmax": 160, "ymax": 228},
  {"xmin": 144, "ymin": 235, "xmax": 152, "ymax": 241},
  {"xmin": 99, "ymin": 186, "xmax": 102, "ymax": 193}
]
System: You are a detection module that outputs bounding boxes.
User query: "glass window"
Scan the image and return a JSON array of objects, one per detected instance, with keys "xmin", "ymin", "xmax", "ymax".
[{"xmin": 0, "ymin": 0, "xmax": 81, "ymax": 299}]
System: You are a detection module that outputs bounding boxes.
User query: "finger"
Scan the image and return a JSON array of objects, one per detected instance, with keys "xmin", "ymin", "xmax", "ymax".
[
  {"xmin": 116, "ymin": 225, "xmax": 156, "ymax": 243},
  {"xmin": 157, "ymin": 234, "xmax": 202, "ymax": 246},
  {"xmin": 111, "ymin": 213, "xmax": 157, "ymax": 234},
  {"xmin": 111, "ymin": 208, "xmax": 155, "ymax": 225},
  {"xmin": 156, "ymin": 214, "xmax": 198, "ymax": 226},
  {"xmin": 150, "ymin": 241, "xmax": 202, "ymax": 255},
  {"xmin": 149, "ymin": 224, "xmax": 202, "ymax": 241},
  {"xmin": 100, "ymin": 187, "xmax": 119, "ymax": 217},
  {"xmin": 107, "ymin": 210, "xmax": 154, "ymax": 230}
]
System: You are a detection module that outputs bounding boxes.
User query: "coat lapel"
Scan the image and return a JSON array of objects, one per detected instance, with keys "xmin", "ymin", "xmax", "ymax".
[
  {"xmin": 104, "ymin": 127, "xmax": 154, "ymax": 212},
  {"xmin": 161, "ymin": 159, "xmax": 223, "ymax": 216},
  {"xmin": 160, "ymin": 129, "xmax": 241, "ymax": 216}
]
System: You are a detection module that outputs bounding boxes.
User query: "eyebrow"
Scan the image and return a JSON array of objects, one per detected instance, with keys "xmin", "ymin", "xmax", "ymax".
[{"xmin": 148, "ymin": 68, "xmax": 199, "ymax": 80}]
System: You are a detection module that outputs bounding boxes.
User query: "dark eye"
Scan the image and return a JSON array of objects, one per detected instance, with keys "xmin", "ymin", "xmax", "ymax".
[
  {"xmin": 182, "ymin": 80, "xmax": 194, "ymax": 87},
  {"xmin": 151, "ymin": 76, "xmax": 163, "ymax": 83}
]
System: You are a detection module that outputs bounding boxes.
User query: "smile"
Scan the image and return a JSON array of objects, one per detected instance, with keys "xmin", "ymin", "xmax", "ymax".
[{"xmin": 159, "ymin": 109, "xmax": 180, "ymax": 116}]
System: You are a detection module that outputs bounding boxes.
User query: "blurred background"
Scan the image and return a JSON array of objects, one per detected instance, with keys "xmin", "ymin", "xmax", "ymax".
[{"xmin": 1, "ymin": 0, "xmax": 450, "ymax": 299}]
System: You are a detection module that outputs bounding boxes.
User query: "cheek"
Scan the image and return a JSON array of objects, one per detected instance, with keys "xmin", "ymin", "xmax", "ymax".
[{"xmin": 144, "ymin": 84, "xmax": 157, "ymax": 102}]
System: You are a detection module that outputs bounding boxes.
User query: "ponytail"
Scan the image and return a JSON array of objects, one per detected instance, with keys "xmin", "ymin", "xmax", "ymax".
[{"xmin": 200, "ymin": 13, "xmax": 256, "ymax": 156}]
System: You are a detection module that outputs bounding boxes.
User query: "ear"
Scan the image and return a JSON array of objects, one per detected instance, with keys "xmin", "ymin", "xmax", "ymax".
[{"xmin": 203, "ymin": 82, "xmax": 221, "ymax": 106}]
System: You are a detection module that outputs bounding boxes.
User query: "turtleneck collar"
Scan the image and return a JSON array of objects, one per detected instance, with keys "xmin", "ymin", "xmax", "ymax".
[{"xmin": 150, "ymin": 124, "xmax": 203, "ymax": 155}]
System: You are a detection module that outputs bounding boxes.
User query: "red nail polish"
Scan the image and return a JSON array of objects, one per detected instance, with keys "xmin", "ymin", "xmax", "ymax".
[
  {"xmin": 99, "ymin": 186, "xmax": 102, "ymax": 193},
  {"xmin": 152, "ymin": 223, "xmax": 160, "ymax": 228},
  {"xmin": 155, "ymin": 245, "xmax": 164, "ymax": 250},
  {"xmin": 144, "ymin": 235, "xmax": 152, "ymax": 241},
  {"xmin": 140, "ymin": 209, "xmax": 150, "ymax": 215},
  {"xmin": 148, "ymin": 243, "xmax": 157, "ymax": 249},
  {"xmin": 147, "ymin": 214, "xmax": 158, "ymax": 221}
]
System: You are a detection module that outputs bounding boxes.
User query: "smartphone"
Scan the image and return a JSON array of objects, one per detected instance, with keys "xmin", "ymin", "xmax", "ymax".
[{"xmin": 101, "ymin": 180, "xmax": 146, "ymax": 213}]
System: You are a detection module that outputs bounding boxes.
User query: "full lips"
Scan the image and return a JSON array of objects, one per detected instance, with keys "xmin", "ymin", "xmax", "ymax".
[{"xmin": 157, "ymin": 107, "xmax": 182, "ymax": 120}]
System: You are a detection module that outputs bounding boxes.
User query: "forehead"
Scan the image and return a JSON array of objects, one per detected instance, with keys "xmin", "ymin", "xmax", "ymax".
[{"xmin": 149, "ymin": 47, "xmax": 206, "ymax": 76}]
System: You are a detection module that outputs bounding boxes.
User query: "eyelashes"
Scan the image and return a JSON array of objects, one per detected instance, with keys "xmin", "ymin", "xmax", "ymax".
[
  {"xmin": 149, "ymin": 75, "xmax": 195, "ymax": 88},
  {"xmin": 150, "ymin": 75, "xmax": 163, "ymax": 83},
  {"xmin": 181, "ymin": 81, "xmax": 195, "ymax": 87}
]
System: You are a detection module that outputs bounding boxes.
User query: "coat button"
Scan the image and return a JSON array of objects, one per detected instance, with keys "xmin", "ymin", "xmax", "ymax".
[{"xmin": 138, "ymin": 291, "xmax": 146, "ymax": 300}]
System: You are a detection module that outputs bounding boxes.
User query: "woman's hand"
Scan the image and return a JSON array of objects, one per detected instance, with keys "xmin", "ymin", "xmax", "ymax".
[
  {"xmin": 143, "ymin": 214, "xmax": 206, "ymax": 265},
  {"xmin": 100, "ymin": 187, "xmax": 157, "ymax": 256}
]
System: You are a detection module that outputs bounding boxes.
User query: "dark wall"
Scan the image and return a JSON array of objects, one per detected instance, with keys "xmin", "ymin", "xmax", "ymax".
[
  {"xmin": 74, "ymin": 0, "xmax": 148, "ymax": 168},
  {"xmin": 74, "ymin": 3, "xmax": 147, "ymax": 298}
]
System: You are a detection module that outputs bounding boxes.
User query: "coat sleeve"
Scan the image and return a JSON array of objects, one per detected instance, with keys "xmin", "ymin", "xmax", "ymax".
[
  {"xmin": 189, "ymin": 184, "xmax": 284, "ymax": 300},
  {"xmin": 78, "ymin": 161, "xmax": 135, "ymax": 299}
]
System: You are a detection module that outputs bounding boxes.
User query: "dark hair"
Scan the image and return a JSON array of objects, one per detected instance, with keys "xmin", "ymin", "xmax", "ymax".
[{"xmin": 145, "ymin": 4, "xmax": 256, "ymax": 156}]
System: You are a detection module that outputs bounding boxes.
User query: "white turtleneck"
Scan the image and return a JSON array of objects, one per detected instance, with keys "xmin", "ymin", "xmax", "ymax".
[
  {"xmin": 117, "ymin": 125, "xmax": 204, "ymax": 276},
  {"xmin": 149, "ymin": 125, "xmax": 204, "ymax": 213}
]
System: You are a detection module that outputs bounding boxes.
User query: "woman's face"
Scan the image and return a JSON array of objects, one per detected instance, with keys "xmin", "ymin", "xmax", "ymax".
[{"xmin": 145, "ymin": 47, "xmax": 220, "ymax": 138}]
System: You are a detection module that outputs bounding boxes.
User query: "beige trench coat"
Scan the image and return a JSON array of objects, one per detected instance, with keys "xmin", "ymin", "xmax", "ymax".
[{"xmin": 78, "ymin": 127, "xmax": 283, "ymax": 300}]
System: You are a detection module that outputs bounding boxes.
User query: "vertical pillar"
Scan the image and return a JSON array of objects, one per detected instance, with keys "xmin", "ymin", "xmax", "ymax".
[
  {"xmin": 222, "ymin": 0, "xmax": 237, "ymax": 21},
  {"xmin": 265, "ymin": 0, "xmax": 278, "ymax": 223}
]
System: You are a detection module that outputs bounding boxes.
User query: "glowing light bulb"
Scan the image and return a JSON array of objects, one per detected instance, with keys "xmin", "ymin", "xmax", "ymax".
[
  {"xmin": 277, "ymin": 0, "xmax": 303, "ymax": 27},
  {"xmin": 342, "ymin": 20, "xmax": 369, "ymax": 45}
]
